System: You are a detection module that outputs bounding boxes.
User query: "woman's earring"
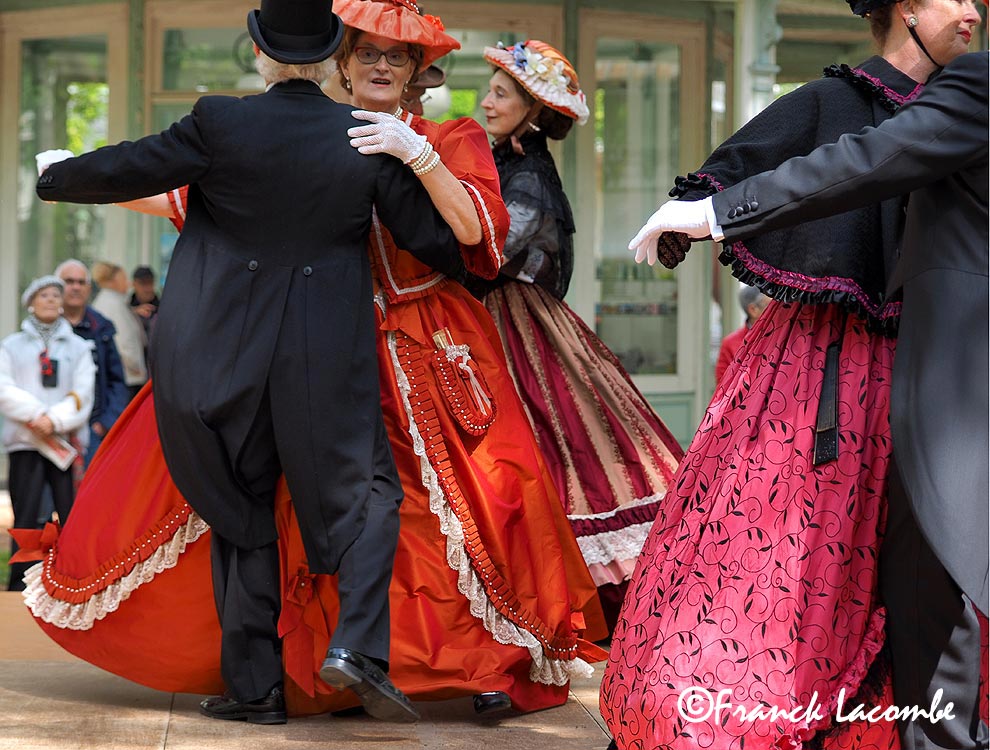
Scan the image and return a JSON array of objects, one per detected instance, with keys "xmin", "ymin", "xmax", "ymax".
[
  {"xmin": 403, "ymin": 80, "xmax": 410, "ymax": 92},
  {"xmin": 27, "ymin": 306, "xmax": 34, "ymax": 314},
  {"xmin": 907, "ymin": 15, "xmax": 919, "ymax": 27},
  {"xmin": 344, "ymin": 78, "xmax": 352, "ymax": 92},
  {"xmin": 58, "ymin": 307, "xmax": 64, "ymax": 315}
]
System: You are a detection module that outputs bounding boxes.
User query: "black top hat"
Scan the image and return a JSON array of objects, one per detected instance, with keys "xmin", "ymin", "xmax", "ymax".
[
  {"xmin": 847, "ymin": 0, "xmax": 899, "ymax": 17},
  {"xmin": 248, "ymin": 0, "xmax": 344, "ymax": 65}
]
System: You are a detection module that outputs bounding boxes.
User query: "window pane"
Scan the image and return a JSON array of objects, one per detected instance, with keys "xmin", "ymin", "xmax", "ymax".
[
  {"xmin": 594, "ymin": 40, "xmax": 681, "ymax": 375},
  {"xmin": 150, "ymin": 104, "xmax": 194, "ymax": 282},
  {"xmin": 18, "ymin": 36, "xmax": 108, "ymax": 290},
  {"xmin": 161, "ymin": 29, "xmax": 263, "ymax": 92}
]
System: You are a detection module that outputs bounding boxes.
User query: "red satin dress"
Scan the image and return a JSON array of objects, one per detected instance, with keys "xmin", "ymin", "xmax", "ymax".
[{"xmin": 14, "ymin": 114, "xmax": 606, "ymax": 715}]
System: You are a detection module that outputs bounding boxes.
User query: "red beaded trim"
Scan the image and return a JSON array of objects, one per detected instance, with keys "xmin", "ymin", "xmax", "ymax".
[
  {"xmin": 396, "ymin": 333, "xmax": 580, "ymax": 660},
  {"xmin": 39, "ymin": 501, "xmax": 198, "ymax": 605}
]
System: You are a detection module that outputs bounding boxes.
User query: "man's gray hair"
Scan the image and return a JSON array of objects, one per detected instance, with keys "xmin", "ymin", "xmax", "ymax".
[
  {"xmin": 54, "ymin": 258, "xmax": 91, "ymax": 283},
  {"xmin": 254, "ymin": 49, "xmax": 336, "ymax": 86},
  {"xmin": 738, "ymin": 283, "xmax": 768, "ymax": 313}
]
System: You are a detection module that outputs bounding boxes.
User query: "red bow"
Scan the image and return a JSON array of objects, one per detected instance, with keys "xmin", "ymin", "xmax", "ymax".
[{"xmin": 9, "ymin": 521, "xmax": 60, "ymax": 563}]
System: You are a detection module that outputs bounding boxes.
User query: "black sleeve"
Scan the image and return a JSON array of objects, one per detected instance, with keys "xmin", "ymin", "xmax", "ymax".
[
  {"xmin": 373, "ymin": 157, "xmax": 464, "ymax": 279},
  {"xmin": 671, "ymin": 82, "xmax": 826, "ymax": 201},
  {"xmin": 36, "ymin": 97, "xmax": 222, "ymax": 204},
  {"xmin": 715, "ymin": 53, "xmax": 988, "ymax": 241}
]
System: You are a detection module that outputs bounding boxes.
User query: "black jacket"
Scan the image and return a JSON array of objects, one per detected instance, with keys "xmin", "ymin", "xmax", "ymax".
[
  {"xmin": 713, "ymin": 52, "xmax": 989, "ymax": 613},
  {"xmin": 38, "ymin": 79, "xmax": 463, "ymax": 573},
  {"xmin": 673, "ymin": 56, "xmax": 922, "ymax": 333}
]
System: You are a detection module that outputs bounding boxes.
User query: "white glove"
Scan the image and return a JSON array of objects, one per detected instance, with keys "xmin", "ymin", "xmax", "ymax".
[
  {"xmin": 348, "ymin": 110, "xmax": 428, "ymax": 164},
  {"xmin": 629, "ymin": 197, "xmax": 715, "ymax": 265},
  {"xmin": 35, "ymin": 149, "xmax": 75, "ymax": 176}
]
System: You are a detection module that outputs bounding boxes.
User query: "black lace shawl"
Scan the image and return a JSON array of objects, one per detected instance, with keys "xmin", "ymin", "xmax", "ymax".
[
  {"xmin": 671, "ymin": 56, "xmax": 924, "ymax": 335},
  {"xmin": 482, "ymin": 132, "xmax": 576, "ymax": 300}
]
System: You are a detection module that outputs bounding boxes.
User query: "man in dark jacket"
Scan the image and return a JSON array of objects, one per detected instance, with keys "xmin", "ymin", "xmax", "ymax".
[
  {"xmin": 37, "ymin": 0, "xmax": 464, "ymax": 726},
  {"xmin": 54, "ymin": 259, "xmax": 129, "ymax": 466},
  {"xmin": 629, "ymin": 51, "xmax": 988, "ymax": 750}
]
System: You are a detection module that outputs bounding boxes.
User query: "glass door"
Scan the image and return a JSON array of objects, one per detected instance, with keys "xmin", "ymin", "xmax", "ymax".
[
  {"xmin": 573, "ymin": 12, "xmax": 709, "ymax": 396},
  {"xmin": 0, "ymin": 4, "xmax": 128, "ymax": 340}
]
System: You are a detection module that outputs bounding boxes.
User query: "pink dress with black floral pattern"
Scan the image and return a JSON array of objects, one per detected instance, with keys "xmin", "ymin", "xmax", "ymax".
[{"xmin": 600, "ymin": 301, "xmax": 900, "ymax": 750}]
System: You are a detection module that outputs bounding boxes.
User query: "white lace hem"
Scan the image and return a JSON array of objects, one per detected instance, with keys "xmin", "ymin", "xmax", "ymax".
[
  {"xmin": 388, "ymin": 330, "xmax": 593, "ymax": 686},
  {"xmin": 21, "ymin": 512, "xmax": 210, "ymax": 631},
  {"xmin": 574, "ymin": 520, "xmax": 656, "ymax": 568}
]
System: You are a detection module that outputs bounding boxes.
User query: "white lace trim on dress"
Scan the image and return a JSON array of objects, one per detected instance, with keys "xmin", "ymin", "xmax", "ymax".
[
  {"xmin": 387, "ymin": 330, "xmax": 593, "ymax": 686},
  {"xmin": 574, "ymin": 520, "xmax": 655, "ymax": 567},
  {"xmin": 21, "ymin": 512, "xmax": 210, "ymax": 631}
]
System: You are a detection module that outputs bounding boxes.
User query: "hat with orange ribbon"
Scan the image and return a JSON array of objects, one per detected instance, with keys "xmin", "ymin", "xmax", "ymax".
[
  {"xmin": 334, "ymin": 0, "xmax": 460, "ymax": 70},
  {"xmin": 484, "ymin": 40, "xmax": 588, "ymax": 125}
]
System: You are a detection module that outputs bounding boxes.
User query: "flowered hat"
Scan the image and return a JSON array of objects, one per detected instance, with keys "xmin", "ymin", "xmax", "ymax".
[
  {"xmin": 335, "ymin": 0, "xmax": 460, "ymax": 70},
  {"xmin": 483, "ymin": 40, "xmax": 588, "ymax": 126}
]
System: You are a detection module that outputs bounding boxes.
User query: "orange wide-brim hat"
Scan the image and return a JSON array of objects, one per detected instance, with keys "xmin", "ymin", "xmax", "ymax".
[{"xmin": 334, "ymin": 0, "xmax": 460, "ymax": 70}]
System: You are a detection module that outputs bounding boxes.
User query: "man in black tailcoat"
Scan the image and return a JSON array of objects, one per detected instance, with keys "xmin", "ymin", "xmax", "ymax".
[
  {"xmin": 630, "ymin": 51, "xmax": 988, "ymax": 749},
  {"xmin": 37, "ymin": 0, "xmax": 464, "ymax": 725}
]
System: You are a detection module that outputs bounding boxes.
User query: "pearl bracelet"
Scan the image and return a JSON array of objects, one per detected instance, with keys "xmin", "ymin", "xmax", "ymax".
[
  {"xmin": 411, "ymin": 150, "xmax": 441, "ymax": 176},
  {"xmin": 407, "ymin": 142, "xmax": 434, "ymax": 171}
]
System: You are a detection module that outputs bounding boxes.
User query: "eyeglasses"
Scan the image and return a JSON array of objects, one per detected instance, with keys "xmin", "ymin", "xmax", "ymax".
[{"xmin": 354, "ymin": 46, "xmax": 411, "ymax": 67}]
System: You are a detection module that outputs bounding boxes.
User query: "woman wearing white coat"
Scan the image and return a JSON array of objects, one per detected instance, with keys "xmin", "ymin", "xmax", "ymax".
[{"xmin": 0, "ymin": 275, "xmax": 95, "ymax": 590}]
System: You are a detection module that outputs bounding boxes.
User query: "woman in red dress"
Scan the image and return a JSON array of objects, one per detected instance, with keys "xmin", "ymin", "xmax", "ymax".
[{"xmin": 16, "ymin": 0, "xmax": 605, "ymax": 718}]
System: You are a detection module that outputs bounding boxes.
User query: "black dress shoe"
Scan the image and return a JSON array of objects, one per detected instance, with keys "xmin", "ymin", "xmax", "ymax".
[
  {"xmin": 472, "ymin": 691, "xmax": 512, "ymax": 714},
  {"xmin": 199, "ymin": 684, "xmax": 287, "ymax": 725},
  {"xmin": 320, "ymin": 647, "xmax": 419, "ymax": 723}
]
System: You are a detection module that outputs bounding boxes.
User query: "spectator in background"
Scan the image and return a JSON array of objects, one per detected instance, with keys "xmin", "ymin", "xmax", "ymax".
[
  {"xmin": 91, "ymin": 262, "xmax": 148, "ymax": 400},
  {"xmin": 55, "ymin": 259, "xmax": 128, "ymax": 466},
  {"xmin": 0, "ymin": 275, "xmax": 94, "ymax": 590},
  {"xmin": 714, "ymin": 284, "xmax": 770, "ymax": 382},
  {"xmin": 129, "ymin": 265, "xmax": 160, "ymax": 342}
]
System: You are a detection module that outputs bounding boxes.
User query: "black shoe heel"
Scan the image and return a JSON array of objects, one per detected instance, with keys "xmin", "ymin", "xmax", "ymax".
[{"xmin": 473, "ymin": 691, "xmax": 512, "ymax": 714}]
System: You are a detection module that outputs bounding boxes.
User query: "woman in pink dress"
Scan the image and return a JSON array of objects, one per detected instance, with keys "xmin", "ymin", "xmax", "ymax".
[{"xmin": 599, "ymin": 1, "xmax": 983, "ymax": 748}]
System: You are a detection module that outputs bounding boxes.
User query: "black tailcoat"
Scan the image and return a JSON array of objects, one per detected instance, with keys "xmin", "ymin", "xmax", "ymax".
[
  {"xmin": 37, "ymin": 80, "xmax": 463, "ymax": 574},
  {"xmin": 712, "ymin": 52, "xmax": 989, "ymax": 614}
]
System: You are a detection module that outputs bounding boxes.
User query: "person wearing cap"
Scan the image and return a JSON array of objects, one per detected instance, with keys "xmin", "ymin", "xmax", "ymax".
[
  {"xmin": 129, "ymin": 265, "xmax": 160, "ymax": 334},
  {"xmin": 0, "ymin": 276, "xmax": 95, "ymax": 591},
  {"xmin": 471, "ymin": 39, "xmax": 684, "ymax": 632},
  {"xmin": 602, "ymin": 3, "xmax": 983, "ymax": 749},
  {"xmin": 34, "ymin": 0, "xmax": 465, "ymax": 726}
]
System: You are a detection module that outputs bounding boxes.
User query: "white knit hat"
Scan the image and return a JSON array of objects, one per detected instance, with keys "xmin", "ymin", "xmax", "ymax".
[{"xmin": 21, "ymin": 275, "xmax": 65, "ymax": 308}]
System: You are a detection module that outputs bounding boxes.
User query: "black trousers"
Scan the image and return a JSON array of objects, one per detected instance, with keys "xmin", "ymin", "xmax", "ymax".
[
  {"xmin": 7, "ymin": 450, "xmax": 75, "ymax": 591},
  {"xmin": 880, "ymin": 461, "xmax": 989, "ymax": 749},
  {"xmin": 209, "ymin": 402, "xmax": 402, "ymax": 703}
]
